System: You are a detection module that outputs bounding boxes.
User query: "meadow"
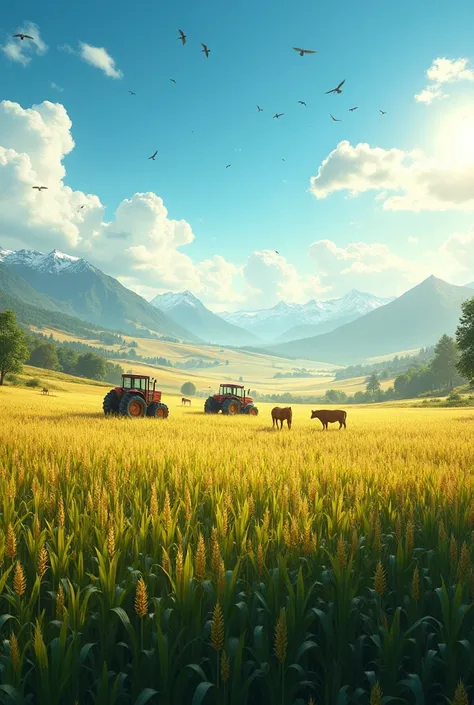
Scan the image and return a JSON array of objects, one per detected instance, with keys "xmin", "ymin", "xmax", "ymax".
[{"xmin": 1, "ymin": 381, "xmax": 474, "ymax": 705}]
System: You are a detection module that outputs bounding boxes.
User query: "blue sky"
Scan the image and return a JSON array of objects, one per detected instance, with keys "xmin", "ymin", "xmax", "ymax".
[{"xmin": 1, "ymin": 0, "xmax": 474, "ymax": 309}]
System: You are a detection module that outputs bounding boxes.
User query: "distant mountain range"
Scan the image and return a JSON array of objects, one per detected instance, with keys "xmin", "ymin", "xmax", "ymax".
[
  {"xmin": 151, "ymin": 290, "xmax": 259, "ymax": 346},
  {"xmin": 220, "ymin": 290, "xmax": 393, "ymax": 341},
  {"xmin": 0, "ymin": 247, "xmax": 198, "ymax": 341},
  {"xmin": 269, "ymin": 276, "xmax": 474, "ymax": 363}
]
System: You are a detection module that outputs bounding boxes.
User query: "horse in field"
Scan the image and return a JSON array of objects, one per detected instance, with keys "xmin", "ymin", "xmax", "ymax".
[
  {"xmin": 272, "ymin": 406, "xmax": 292, "ymax": 430},
  {"xmin": 311, "ymin": 409, "xmax": 346, "ymax": 429},
  {"xmin": 181, "ymin": 397, "xmax": 191, "ymax": 406},
  {"xmin": 42, "ymin": 388, "xmax": 49, "ymax": 396}
]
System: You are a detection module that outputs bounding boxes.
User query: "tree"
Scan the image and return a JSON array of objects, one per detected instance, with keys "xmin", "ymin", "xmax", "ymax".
[
  {"xmin": 29, "ymin": 343, "xmax": 60, "ymax": 371},
  {"xmin": 430, "ymin": 334, "xmax": 460, "ymax": 390},
  {"xmin": 57, "ymin": 347, "xmax": 79, "ymax": 375},
  {"xmin": 181, "ymin": 381, "xmax": 196, "ymax": 396},
  {"xmin": 0, "ymin": 310, "xmax": 29, "ymax": 385},
  {"xmin": 456, "ymin": 297, "xmax": 474, "ymax": 385},
  {"xmin": 366, "ymin": 373, "xmax": 381, "ymax": 397},
  {"xmin": 75, "ymin": 353, "xmax": 106, "ymax": 380}
]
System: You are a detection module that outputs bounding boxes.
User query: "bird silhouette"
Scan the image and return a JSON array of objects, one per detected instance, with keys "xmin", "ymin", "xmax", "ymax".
[
  {"xmin": 273, "ymin": 113, "xmax": 284, "ymax": 119},
  {"xmin": 298, "ymin": 101, "xmax": 307, "ymax": 106},
  {"xmin": 380, "ymin": 110, "xmax": 387, "ymax": 115},
  {"xmin": 170, "ymin": 78, "xmax": 176, "ymax": 84},
  {"xmin": 148, "ymin": 151, "xmax": 158, "ymax": 160},
  {"xmin": 349, "ymin": 106, "xmax": 358, "ymax": 112},
  {"xmin": 281, "ymin": 158, "xmax": 286, "ymax": 162},
  {"xmin": 201, "ymin": 43, "xmax": 210, "ymax": 58},
  {"xmin": 226, "ymin": 164, "xmax": 231, "ymax": 168},
  {"xmin": 293, "ymin": 47, "xmax": 317, "ymax": 56},
  {"xmin": 13, "ymin": 33, "xmax": 34, "ymax": 40},
  {"xmin": 32, "ymin": 186, "xmax": 48, "ymax": 191},
  {"xmin": 330, "ymin": 114, "xmax": 341, "ymax": 122},
  {"xmin": 129, "ymin": 91, "xmax": 136, "ymax": 95},
  {"xmin": 178, "ymin": 29, "xmax": 186, "ymax": 45},
  {"xmin": 79, "ymin": 205, "xmax": 85, "ymax": 210},
  {"xmin": 257, "ymin": 105, "xmax": 263, "ymax": 112},
  {"xmin": 326, "ymin": 79, "xmax": 346, "ymax": 95},
  {"xmin": 275, "ymin": 250, "xmax": 280, "ymax": 255}
]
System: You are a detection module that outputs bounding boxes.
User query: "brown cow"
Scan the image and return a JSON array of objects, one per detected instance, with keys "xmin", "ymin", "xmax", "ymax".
[
  {"xmin": 311, "ymin": 409, "xmax": 346, "ymax": 430},
  {"xmin": 272, "ymin": 406, "xmax": 292, "ymax": 430},
  {"xmin": 42, "ymin": 387, "xmax": 49, "ymax": 396},
  {"xmin": 181, "ymin": 397, "xmax": 191, "ymax": 406}
]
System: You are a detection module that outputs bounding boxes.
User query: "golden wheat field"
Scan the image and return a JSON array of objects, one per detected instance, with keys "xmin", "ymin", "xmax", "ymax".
[{"xmin": 1, "ymin": 383, "xmax": 474, "ymax": 705}]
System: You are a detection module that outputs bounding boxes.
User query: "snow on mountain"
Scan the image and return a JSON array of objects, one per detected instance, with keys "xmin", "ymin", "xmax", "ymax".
[
  {"xmin": 0, "ymin": 246, "xmax": 95, "ymax": 274},
  {"xmin": 220, "ymin": 290, "xmax": 394, "ymax": 340},
  {"xmin": 152, "ymin": 290, "xmax": 202, "ymax": 312}
]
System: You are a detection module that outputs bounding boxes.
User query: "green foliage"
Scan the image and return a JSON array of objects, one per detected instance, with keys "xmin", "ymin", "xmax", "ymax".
[
  {"xmin": 29, "ymin": 343, "xmax": 61, "ymax": 371},
  {"xmin": 366, "ymin": 373, "xmax": 381, "ymax": 396},
  {"xmin": 0, "ymin": 309, "xmax": 30, "ymax": 385},
  {"xmin": 25, "ymin": 376, "xmax": 42, "ymax": 388},
  {"xmin": 430, "ymin": 334, "xmax": 462, "ymax": 390},
  {"xmin": 456, "ymin": 297, "xmax": 474, "ymax": 385},
  {"xmin": 75, "ymin": 352, "xmax": 107, "ymax": 380},
  {"xmin": 181, "ymin": 381, "xmax": 197, "ymax": 396}
]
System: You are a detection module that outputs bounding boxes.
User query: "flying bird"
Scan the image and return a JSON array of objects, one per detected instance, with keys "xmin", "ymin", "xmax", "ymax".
[
  {"xmin": 32, "ymin": 186, "xmax": 48, "ymax": 191},
  {"xmin": 273, "ymin": 113, "xmax": 284, "ymax": 119},
  {"xmin": 12, "ymin": 33, "xmax": 34, "ymax": 41},
  {"xmin": 293, "ymin": 47, "xmax": 317, "ymax": 56},
  {"xmin": 281, "ymin": 158, "xmax": 286, "ymax": 162},
  {"xmin": 148, "ymin": 151, "xmax": 158, "ymax": 160},
  {"xmin": 326, "ymin": 79, "xmax": 346, "ymax": 95},
  {"xmin": 380, "ymin": 110, "xmax": 387, "ymax": 115},
  {"xmin": 298, "ymin": 100, "xmax": 307, "ymax": 106},
  {"xmin": 78, "ymin": 205, "xmax": 86, "ymax": 210},
  {"xmin": 257, "ymin": 105, "xmax": 263, "ymax": 112},
  {"xmin": 170, "ymin": 78, "xmax": 176, "ymax": 83},
  {"xmin": 129, "ymin": 91, "xmax": 136, "ymax": 95},
  {"xmin": 275, "ymin": 250, "xmax": 280, "ymax": 255},
  {"xmin": 349, "ymin": 106, "xmax": 358, "ymax": 112},
  {"xmin": 178, "ymin": 29, "xmax": 187, "ymax": 45},
  {"xmin": 330, "ymin": 114, "xmax": 341, "ymax": 122},
  {"xmin": 201, "ymin": 43, "xmax": 210, "ymax": 58},
  {"xmin": 226, "ymin": 164, "xmax": 231, "ymax": 168}
]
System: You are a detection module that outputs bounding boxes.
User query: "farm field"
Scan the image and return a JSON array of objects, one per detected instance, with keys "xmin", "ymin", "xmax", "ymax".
[{"xmin": 1, "ymin": 380, "xmax": 474, "ymax": 704}]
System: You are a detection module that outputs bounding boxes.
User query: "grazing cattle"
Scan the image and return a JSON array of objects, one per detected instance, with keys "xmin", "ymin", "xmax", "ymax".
[
  {"xmin": 42, "ymin": 388, "xmax": 49, "ymax": 396},
  {"xmin": 181, "ymin": 397, "xmax": 191, "ymax": 406},
  {"xmin": 272, "ymin": 406, "xmax": 292, "ymax": 430},
  {"xmin": 311, "ymin": 409, "xmax": 346, "ymax": 429}
]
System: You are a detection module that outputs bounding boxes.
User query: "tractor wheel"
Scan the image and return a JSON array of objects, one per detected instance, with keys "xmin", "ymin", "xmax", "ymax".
[
  {"xmin": 103, "ymin": 389, "xmax": 120, "ymax": 416},
  {"xmin": 119, "ymin": 393, "xmax": 146, "ymax": 418},
  {"xmin": 243, "ymin": 404, "xmax": 259, "ymax": 416},
  {"xmin": 204, "ymin": 397, "xmax": 220, "ymax": 414},
  {"xmin": 222, "ymin": 398, "xmax": 241, "ymax": 416},
  {"xmin": 147, "ymin": 402, "xmax": 169, "ymax": 419}
]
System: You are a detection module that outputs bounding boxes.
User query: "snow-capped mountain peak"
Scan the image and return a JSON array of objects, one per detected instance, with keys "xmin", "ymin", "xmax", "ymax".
[
  {"xmin": 0, "ymin": 246, "xmax": 95, "ymax": 274},
  {"xmin": 151, "ymin": 290, "xmax": 203, "ymax": 312}
]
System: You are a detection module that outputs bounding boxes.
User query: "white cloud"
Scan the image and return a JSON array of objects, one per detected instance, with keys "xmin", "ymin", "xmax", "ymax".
[
  {"xmin": 78, "ymin": 42, "xmax": 123, "ymax": 79},
  {"xmin": 308, "ymin": 239, "xmax": 424, "ymax": 297},
  {"xmin": 310, "ymin": 140, "xmax": 474, "ymax": 212},
  {"xmin": 408, "ymin": 236, "xmax": 418, "ymax": 244},
  {"xmin": 50, "ymin": 82, "xmax": 64, "ymax": 92},
  {"xmin": 1, "ymin": 23, "xmax": 47, "ymax": 66},
  {"xmin": 0, "ymin": 99, "xmax": 243, "ymax": 310},
  {"xmin": 438, "ymin": 231, "xmax": 474, "ymax": 279},
  {"xmin": 415, "ymin": 57, "xmax": 474, "ymax": 104},
  {"xmin": 243, "ymin": 250, "xmax": 325, "ymax": 308}
]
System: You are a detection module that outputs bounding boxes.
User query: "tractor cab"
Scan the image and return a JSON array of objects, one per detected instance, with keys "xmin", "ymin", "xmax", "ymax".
[
  {"xmin": 119, "ymin": 374, "xmax": 161, "ymax": 404},
  {"xmin": 219, "ymin": 384, "xmax": 253, "ymax": 406}
]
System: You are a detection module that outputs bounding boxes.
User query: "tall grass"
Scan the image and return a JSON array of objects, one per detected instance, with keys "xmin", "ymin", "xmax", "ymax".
[{"xmin": 0, "ymin": 388, "xmax": 474, "ymax": 703}]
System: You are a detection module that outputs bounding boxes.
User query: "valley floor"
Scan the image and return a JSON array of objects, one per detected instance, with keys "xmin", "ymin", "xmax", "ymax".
[{"xmin": 1, "ymin": 379, "xmax": 473, "ymax": 704}]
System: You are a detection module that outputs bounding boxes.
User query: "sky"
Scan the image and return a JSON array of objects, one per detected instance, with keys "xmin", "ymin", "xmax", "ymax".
[{"xmin": 1, "ymin": 0, "xmax": 474, "ymax": 311}]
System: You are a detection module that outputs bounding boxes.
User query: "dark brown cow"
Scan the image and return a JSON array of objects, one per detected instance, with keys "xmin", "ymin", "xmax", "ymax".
[
  {"xmin": 181, "ymin": 397, "xmax": 191, "ymax": 406},
  {"xmin": 311, "ymin": 409, "xmax": 346, "ymax": 430},
  {"xmin": 42, "ymin": 387, "xmax": 49, "ymax": 396},
  {"xmin": 272, "ymin": 406, "xmax": 292, "ymax": 430}
]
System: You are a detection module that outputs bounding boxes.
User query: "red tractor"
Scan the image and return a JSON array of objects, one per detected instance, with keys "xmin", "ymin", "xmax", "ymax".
[
  {"xmin": 204, "ymin": 383, "xmax": 258, "ymax": 416},
  {"xmin": 103, "ymin": 374, "xmax": 169, "ymax": 419}
]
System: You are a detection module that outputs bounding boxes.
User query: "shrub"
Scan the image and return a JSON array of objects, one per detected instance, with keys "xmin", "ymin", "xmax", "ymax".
[{"xmin": 25, "ymin": 377, "xmax": 41, "ymax": 388}]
